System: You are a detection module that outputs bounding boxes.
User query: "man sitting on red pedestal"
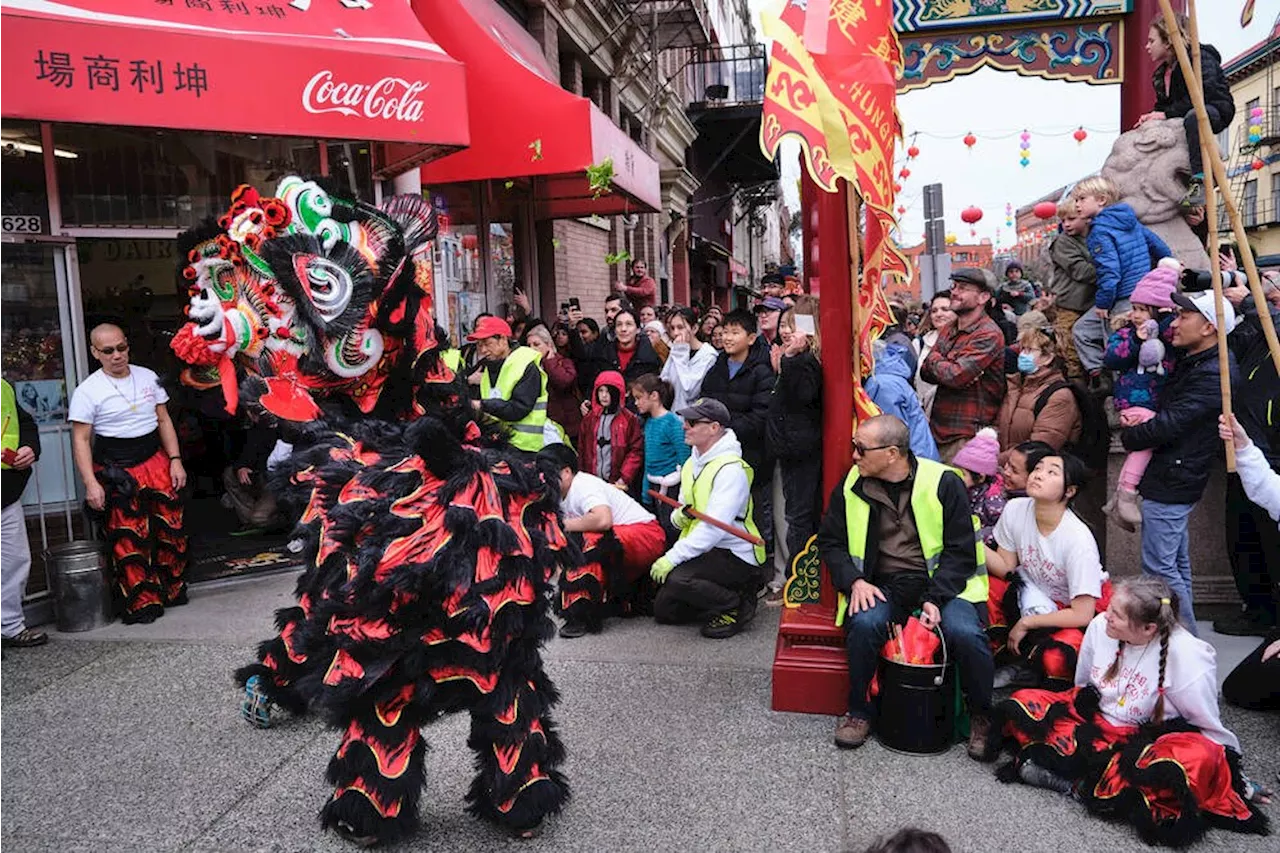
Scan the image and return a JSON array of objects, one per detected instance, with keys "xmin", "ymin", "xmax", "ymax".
[{"xmin": 817, "ymin": 414, "xmax": 994, "ymax": 756}]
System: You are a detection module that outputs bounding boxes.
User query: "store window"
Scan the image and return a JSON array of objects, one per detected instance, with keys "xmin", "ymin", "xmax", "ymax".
[
  {"xmin": 2, "ymin": 121, "xmax": 51, "ymax": 225},
  {"xmin": 427, "ymin": 183, "xmax": 484, "ymax": 346},
  {"xmin": 53, "ymin": 126, "xmax": 325, "ymax": 229}
]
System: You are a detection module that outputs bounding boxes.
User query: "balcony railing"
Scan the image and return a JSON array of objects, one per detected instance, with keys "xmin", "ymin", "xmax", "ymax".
[
  {"xmin": 635, "ymin": 0, "xmax": 711, "ymax": 51},
  {"xmin": 687, "ymin": 44, "xmax": 766, "ymax": 109},
  {"xmin": 1219, "ymin": 195, "xmax": 1280, "ymax": 230}
]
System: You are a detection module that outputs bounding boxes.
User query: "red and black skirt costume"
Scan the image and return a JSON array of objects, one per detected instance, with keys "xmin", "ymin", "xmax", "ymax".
[
  {"xmin": 559, "ymin": 520, "xmax": 667, "ymax": 629},
  {"xmin": 234, "ymin": 410, "xmax": 574, "ymax": 843},
  {"xmin": 987, "ymin": 574, "xmax": 1112, "ymax": 688},
  {"xmin": 991, "ymin": 685, "xmax": 1269, "ymax": 847},
  {"xmin": 92, "ymin": 431, "xmax": 188, "ymax": 622}
]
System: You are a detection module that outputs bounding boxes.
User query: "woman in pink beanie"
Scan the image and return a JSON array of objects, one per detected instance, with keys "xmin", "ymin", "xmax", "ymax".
[
  {"xmin": 1101, "ymin": 257, "xmax": 1182, "ymax": 529},
  {"xmin": 952, "ymin": 427, "xmax": 1006, "ymax": 549}
]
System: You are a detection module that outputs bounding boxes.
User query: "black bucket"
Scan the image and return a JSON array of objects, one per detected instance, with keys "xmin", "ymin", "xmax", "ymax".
[{"xmin": 875, "ymin": 655, "xmax": 955, "ymax": 755}]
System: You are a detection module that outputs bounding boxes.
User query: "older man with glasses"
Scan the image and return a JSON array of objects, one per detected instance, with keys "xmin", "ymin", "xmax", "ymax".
[
  {"xmin": 816, "ymin": 414, "xmax": 994, "ymax": 756},
  {"xmin": 69, "ymin": 323, "xmax": 188, "ymax": 624},
  {"xmin": 649, "ymin": 398, "xmax": 766, "ymax": 639}
]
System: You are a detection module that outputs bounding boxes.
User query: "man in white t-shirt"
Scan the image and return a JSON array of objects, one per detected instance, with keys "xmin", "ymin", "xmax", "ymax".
[
  {"xmin": 539, "ymin": 443, "xmax": 667, "ymax": 638},
  {"xmin": 69, "ymin": 324, "xmax": 188, "ymax": 624}
]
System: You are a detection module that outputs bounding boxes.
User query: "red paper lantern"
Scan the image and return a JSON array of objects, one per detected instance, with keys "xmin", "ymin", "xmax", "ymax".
[
  {"xmin": 963, "ymin": 133, "xmax": 977, "ymax": 149},
  {"xmin": 899, "ymin": 167, "xmax": 911, "ymax": 179},
  {"xmin": 893, "ymin": 182, "xmax": 903, "ymax": 193},
  {"xmin": 1073, "ymin": 127, "xmax": 1088, "ymax": 144},
  {"xmin": 896, "ymin": 205, "xmax": 906, "ymax": 215},
  {"xmin": 960, "ymin": 205, "xmax": 983, "ymax": 225},
  {"xmin": 907, "ymin": 145, "xmax": 920, "ymax": 159},
  {"xmin": 1034, "ymin": 201, "xmax": 1058, "ymax": 220},
  {"xmin": 1253, "ymin": 158, "xmax": 1266, "ymax": 171}
]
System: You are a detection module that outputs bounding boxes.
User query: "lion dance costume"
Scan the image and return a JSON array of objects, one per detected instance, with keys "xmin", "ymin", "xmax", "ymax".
[{"xmin": 169, "ymin": 176, "xmax": 571, "ymax": 844}]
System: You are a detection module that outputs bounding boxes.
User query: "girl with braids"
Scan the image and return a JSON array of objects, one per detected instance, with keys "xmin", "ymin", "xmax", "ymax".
[{"xmin": 989, "ymin": 577, "xmax": 1272, "ymax": 847}]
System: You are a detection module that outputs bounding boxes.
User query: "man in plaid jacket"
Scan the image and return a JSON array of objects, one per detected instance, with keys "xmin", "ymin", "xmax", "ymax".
[{"xmin": 919, "ymin": 268, "xmax": 1008, "ymax": 462}]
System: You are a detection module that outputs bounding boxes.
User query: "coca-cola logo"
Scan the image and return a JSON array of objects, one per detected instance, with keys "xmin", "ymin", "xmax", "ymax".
[{"xmin": 302, "ymin": 71, "xmax": 428, "ymax": 122}]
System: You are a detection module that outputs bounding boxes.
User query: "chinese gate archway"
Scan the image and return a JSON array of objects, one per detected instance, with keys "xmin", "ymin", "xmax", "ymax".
[{"xmin": 772, "ymin": 0, "xmax": 1187, "ymax": 716}]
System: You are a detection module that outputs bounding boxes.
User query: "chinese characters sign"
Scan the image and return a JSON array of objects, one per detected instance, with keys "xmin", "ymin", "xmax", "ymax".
[{"xmin": 2, "ymin": 2, "xmax": 469, "ymax": 145}]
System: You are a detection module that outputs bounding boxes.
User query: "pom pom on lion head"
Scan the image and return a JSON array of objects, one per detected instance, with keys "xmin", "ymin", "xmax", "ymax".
[{"xmin": 170, "ymin": 176, "xmax": 456, "ymax": 422}]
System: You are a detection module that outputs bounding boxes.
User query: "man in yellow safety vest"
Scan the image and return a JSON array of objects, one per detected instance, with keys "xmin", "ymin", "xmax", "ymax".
[
  {"xmin": 816, "ymin": 414, "xmax": 994, "ymax": 757},
  {"xmin": 649, "ymin": 398, "xmax": 766, "ymax": 639},
  {"xmin": 2, "ymin": 379, "xmax": 46, "ymax": 648},
  {"xmin": 466, "ymin": 316, "xmax": 548, "ymax": 453}
]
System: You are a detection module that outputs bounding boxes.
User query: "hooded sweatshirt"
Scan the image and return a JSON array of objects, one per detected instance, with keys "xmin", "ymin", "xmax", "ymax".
[
  {"xmin": 865, "ymin": 344, "xmax": 939, "ymax": 461},
  {"xmin": 577, "ymin": 371, "xmax": 643, "ymax": 488},
  {"xmin": 661, "ymin": 341, "xmax": 720, "ymax": 412},
  {"xmin": 666, "ymin": 429, "xmax": 761, "ymax": 568},
  {"xmin": 1086, "ymin": 203, "xmax": 1172, "ymax": 311}
]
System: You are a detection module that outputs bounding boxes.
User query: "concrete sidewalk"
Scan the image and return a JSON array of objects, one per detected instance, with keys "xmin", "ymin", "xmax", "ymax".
[{"xmin": 2, "ymin": 573, "xmax": 1275, "ymax": 853}]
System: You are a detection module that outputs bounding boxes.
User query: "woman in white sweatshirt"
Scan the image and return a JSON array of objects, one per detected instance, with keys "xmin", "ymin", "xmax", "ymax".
[
  {"xmin": 990, "ymin": 576, "xmax": 1271, "ymax": 847},
  {"xmin": 661, "ymin": 308, "xmax": 719, "ymax": 412},
  {"xmin": 1218, "ymin": 414, "xmax": 1280, "ymax": 712}
]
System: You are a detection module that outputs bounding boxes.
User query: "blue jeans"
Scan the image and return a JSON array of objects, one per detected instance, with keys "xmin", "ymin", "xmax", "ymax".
[
  {"xmin": 1140, "ymin": 499, "xmax": 1200, "ymax": 635},
  {"xmin": 843, "ymin": 592, "xmax": 994, "ymax": 720}
]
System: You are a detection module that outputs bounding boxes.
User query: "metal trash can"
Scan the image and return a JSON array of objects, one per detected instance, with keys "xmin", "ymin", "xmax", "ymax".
[{"xmin": 44, "ymin": 542, "xmax": 113, "ymax": 632}]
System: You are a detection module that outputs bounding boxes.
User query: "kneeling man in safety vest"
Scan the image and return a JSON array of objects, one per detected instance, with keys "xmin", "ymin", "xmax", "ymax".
[
  {"xmin": 650, "ymin": 398, "xmax": 766, "ymax": 639},
  {"xmin": 466, "ymin": 316, "xmax": 548, "ymax": 453},
  {"xmin": 817, "ymin": 414, "xmax": 994, "ymax": 756},
  {"xmin": 540, "ymin": 443, "xmax": 668, "ymax": 639}
]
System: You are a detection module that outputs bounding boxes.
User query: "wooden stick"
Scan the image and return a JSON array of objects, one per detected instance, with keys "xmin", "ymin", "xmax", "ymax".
[
  {"xmin": 1157, "ymin": 0, "xmax": 1280, "ymax": 380},
  {"xmin": 846, "ymin": 184, "xmax": 864, "ymax": 397},
  {"xmin": 1183, "ymin": 0, "xmax": 1234, "ymax": 471},
  {"xmin": 645, "ymin": 489, "xmax": 766, "ymax": 546}
]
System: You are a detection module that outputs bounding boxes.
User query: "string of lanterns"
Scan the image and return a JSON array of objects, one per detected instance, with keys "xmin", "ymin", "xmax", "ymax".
[{"xmin": 1019, "ymin": 130, "xmax": 1031, "ymax": 168}]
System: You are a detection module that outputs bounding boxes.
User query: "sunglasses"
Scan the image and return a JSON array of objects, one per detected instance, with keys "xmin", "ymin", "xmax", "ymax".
[
  {"xmin": 852, "ymin": 440, "xmax": 897, "ymax": 456},
  {"xmin": 95, "ymin": 343, "xmax": 130, "ymax": 355}
]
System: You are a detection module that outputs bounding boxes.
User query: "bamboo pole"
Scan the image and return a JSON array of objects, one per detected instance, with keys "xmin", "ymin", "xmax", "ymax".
[
  {"xmin": 1184, "ymin": 0, "xmax": 1234, "ymax": 470},
  {"xmin": 1157, "ymin": 0, "xmax": 1280, "ymax": 380},
  {"xmin": 846, "ymin": 184, "xmax": 863, "ymax": 399}
]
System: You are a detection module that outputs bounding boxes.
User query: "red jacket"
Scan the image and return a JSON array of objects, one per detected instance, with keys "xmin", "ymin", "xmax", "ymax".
[
  {"xmin": 542, "ymin": 351, "xmax": 582, "ymax": 439},
  {"xmin": 621, "ymin": 275, "xmax": 657, "ymax": 310},
  {"xmin": 577, "ymin": 371, "xmax": 643, "ymax": 488}
]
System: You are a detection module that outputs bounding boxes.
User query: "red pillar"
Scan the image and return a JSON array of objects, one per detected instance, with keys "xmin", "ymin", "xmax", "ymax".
[
  {"xmin": 672, "ymin": 231, "xmax": 690, "ymax": 306},
  {"xmin": 770, "ymin": 175, "xmax": 855, "ymax": 716},
  {"xmin": 1122, "ymin": 0, "xmax": 1187, "ymax": 131}
]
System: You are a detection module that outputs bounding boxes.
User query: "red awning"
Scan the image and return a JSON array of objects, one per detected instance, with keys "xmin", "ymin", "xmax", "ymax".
[
  {"xmin": 1, "ymin": 0, "xmax": 469, "ymax": 153},
  {"xmin": 411, "ymin": 0, "xmax": 662, "ymax": 219}
]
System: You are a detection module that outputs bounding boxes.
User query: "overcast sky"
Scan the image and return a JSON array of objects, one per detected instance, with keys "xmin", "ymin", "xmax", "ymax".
[{"xmin": 750, "ymin": 0, "xmax": 1279, "ymax": 248}]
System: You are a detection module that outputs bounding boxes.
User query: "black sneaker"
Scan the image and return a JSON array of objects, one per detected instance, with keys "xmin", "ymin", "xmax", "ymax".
[
  {"xmin": 701, "ymin": 609, "xmax": 742, "ymax": 639},
  {"xmin": 1212, "ymin": 609, "xmax": 1276, "ymax": 638}
]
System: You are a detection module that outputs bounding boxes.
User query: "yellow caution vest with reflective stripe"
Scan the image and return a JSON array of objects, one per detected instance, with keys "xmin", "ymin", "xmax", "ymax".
[
  {"xmin": 479, "ymin": 346, "xmax": 548, "ymax": 452},
  {"xmin": 1, "ymin": 380, "xmax": 19, "ymax": 470},
  {"xmin": 678, "ymin": 453, "xmax": 766, "ymax": 565},
  {"xmin": 440, "ymin": 348, "xmax": 463, "ymax": 373},
  {"xmin": 837, "ymin": 458, "xmax": 987, "ymax": 624}
]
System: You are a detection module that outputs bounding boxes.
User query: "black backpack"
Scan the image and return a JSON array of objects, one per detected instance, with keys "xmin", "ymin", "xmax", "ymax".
[{"xmin": 1033, "ymin": 380, "xmax": 1111, "ymax": 473}]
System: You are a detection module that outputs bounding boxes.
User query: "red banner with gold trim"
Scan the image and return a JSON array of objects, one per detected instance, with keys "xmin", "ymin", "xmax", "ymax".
[{"xmin": 761, "ymin": 0, "xmax": 910, "ymax": 414}]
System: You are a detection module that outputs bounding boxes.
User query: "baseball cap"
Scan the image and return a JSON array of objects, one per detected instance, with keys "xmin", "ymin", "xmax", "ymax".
[
  {"xmin": 753, "ymin": 296, "xmax": 789, "ymax": 313},
  {"xmin": 466, "ymin": 316, "xmax": 514, "ymax": 342},
  {"xmin": 1171, "ymin": 291, "xmax": 1237, "ymax": 335},
  {"xmin": 950, "ymin": 267, "xmax": 996, "ymax": 292},
  {"xmin": 676, "ymin": 397, "xmax": 732, "ymax": 427}
]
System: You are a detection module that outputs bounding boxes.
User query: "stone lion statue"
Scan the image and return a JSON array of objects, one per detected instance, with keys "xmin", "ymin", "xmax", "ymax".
[{"xmin": 1099, "ymin": 118, "xmax": 1210, "ymax": 271}]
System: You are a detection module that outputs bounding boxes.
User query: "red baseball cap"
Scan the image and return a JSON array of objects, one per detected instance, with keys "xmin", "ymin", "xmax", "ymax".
[{"xmin": 466, "ymin": 316, "xmax": 513, "ymax": 342}]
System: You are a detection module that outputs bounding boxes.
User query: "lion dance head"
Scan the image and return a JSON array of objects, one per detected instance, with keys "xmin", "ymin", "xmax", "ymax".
[{"xmin": 170, "ymin": 176, "xmax": 452, "ymax": 421}]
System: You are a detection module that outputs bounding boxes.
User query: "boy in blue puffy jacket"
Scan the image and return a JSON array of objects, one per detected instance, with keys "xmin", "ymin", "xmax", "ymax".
[{"xmin": 1069, "ymin": 175, "xmax": 1172, "ymax": 388}]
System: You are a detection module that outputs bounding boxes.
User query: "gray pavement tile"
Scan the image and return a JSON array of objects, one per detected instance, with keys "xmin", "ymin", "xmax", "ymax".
[
  {"xmin": 0, "ymin": 640, "xmax": 120, "ymax": 702},
  {"xmin": 544, "ymin": 604, "xmax": 783, "ymax": 671},
  {"xmin": 50, "ymin": 574, "xmax": 300, "ymax": 645},
  {"xmin": 0, "ymin": 642, "xmax": 325, "ymax": 850},
  {"xmin": 191, "ymin": 660, "xmax": 842, "ymax": 853}
]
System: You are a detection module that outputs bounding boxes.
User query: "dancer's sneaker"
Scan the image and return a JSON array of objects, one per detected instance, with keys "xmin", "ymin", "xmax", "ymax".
[{"xmin": 241, "ymin": 675, "xmax": 274, "ymax": 729}]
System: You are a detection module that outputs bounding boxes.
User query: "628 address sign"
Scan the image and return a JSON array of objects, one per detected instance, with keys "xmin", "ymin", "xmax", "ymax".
[{"xmin": 2, "ymin": 215, "xmax": 43, "ymax": 234}]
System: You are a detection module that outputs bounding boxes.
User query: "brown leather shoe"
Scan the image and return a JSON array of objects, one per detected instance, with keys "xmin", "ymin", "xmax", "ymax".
[
  {"xmin": 967, "ymin": 714, "xmax": 993, "ymax": 761},
  {"xmin": 834, "ymin": 715, "xmax": 872, "ymax": 749}
]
